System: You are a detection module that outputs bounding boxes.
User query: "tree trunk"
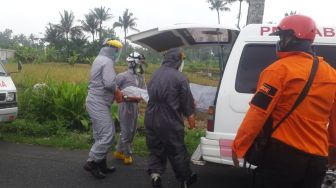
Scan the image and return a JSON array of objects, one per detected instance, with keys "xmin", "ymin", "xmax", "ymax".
[
  {"xmin": 124, "ymin": 29, "xmax": 127, "ymax": 52},
  {"xmin": 237, "ymin": 0, "xmax": 242, "ymax": 28},
  {"xmin": 99, "ymin": 22, "xmax": 102, "ymax": 42},
  {"xmin": 217, "ymin": 10, "xmax": 221, "ymax": 24},
  {"xmin": 66, "ymin": 33, "xmax": 69, "ymax": 60},
  {"xmin": 92, "ymin": 32, "xmax": 95, "ymax": 42},
  {"xmin": 246, "ymin": 0, "xmax": 265, "ymax": 24}
]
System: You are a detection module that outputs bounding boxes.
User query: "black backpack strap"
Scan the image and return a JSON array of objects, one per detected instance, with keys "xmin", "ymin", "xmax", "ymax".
[{"xmin": 272, "ymin": 56, "xmax": 319, "ymax": 133}]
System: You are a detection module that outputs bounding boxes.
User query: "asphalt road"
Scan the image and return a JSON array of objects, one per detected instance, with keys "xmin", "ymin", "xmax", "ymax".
[{"xmin": 0, "ymin": 141, "xmax": 252, "ymax": 188}]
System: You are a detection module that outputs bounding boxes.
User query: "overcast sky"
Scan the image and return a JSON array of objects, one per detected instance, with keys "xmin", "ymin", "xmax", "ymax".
[{"xmin": 0, "ymin": 0, "xmax": 335, "ymax": 39}]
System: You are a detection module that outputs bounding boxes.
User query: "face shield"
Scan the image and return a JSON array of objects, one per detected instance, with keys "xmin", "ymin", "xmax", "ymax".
[{"xmin": 111, "ymin": 47, "xmax": 122, "ymax": 62}]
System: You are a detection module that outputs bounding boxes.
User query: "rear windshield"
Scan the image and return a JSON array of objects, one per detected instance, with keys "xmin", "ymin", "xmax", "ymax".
[{"xmin": 235, "ymin": 44, "xmax": 336, "ymax": 93}]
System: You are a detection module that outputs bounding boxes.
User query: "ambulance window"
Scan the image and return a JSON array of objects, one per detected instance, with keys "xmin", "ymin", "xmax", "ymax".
[
  {"xmin": 313, "ymin": 45, "xmax": 336, "ymax": 68},
  {"xmin": 236, "ymin": 44, "xmax": 277, "ymax": 93}
]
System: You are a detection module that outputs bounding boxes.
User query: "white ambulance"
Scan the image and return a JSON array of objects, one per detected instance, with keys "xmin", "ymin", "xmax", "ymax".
[
  {"xmin": 127, "ymin": 24, "xmax": 336, "ymax": 166},
  {"xmin": 0, "ymin": 61, "xmax": 19, "ymax": 123}
]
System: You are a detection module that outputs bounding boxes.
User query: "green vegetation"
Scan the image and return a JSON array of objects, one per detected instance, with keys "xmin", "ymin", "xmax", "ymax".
[{"xmin": 1, "ymin": 63, "xmax": 212, "ymax": 156}]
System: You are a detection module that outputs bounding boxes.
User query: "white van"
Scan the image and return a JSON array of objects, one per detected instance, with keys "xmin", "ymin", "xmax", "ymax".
[
  {"xmin": 0, "ymin": 61, "xmax": 20, "ymax": 123},
  {"xmin": 127, "ymin": 24, "xmax": 336, "ymax": 167}
]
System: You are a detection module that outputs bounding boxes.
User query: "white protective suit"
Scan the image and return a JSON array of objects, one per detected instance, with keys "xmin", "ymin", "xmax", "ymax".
[
  {"xmin": 86, "ymin": 46, "xmax": 118, "ymax": 162},
  {"xmin": 116, "ymin": 69, "xmax": 146, "ymax": 157}
]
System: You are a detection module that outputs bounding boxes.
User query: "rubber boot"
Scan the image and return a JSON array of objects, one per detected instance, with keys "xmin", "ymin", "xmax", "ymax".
[
  {"xmin": 123, "ymin": 156, "xmax": 133, "ymax": 165},
  {"xmin": 113, "ymin": 151, "xmax": 125, "ymax": 160},
  {"xmin": 180, "ymin": 173, "xmax": 197, "ymax": 188},
  {"xmin": 151, "ymin": 175, "xmax": 162, "ymax": 188},
  {"xmin": 83, "ymin": 161, "xmax": 106, "ymax": 179},
  {"xmin": 98, "ymin": 158, "xmax": 116, "ymax": 174}
]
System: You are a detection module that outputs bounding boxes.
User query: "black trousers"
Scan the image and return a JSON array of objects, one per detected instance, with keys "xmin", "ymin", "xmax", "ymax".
[
  {"xmin": 146, "ymin": 126, "xmax": 192, "ymax": 181},
  {"xmin": 255, "ymin": 139, "xmax": 328, "ymax": 188}
]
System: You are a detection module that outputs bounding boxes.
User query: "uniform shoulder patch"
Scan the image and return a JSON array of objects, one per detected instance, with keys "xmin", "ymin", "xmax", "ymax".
[
  {"xmin": 260, "ymin": 83, "xmax": 277, "ymax": 96},
  {"xmin": 251, "ymin": 83, "xmax": 278, "ymax": 110}
]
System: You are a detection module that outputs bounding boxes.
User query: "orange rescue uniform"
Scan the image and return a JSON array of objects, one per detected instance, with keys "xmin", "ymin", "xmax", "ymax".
[{"xmin": 232, "ymin": 52, "xmax": 336, "ymax": 158}]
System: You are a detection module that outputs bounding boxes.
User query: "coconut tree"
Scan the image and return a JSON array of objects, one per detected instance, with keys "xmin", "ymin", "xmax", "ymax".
[
  {"xmin": 44, "ymin": 23, "xmax": 63, "ymax": 47},
  {"xmin": 207, "ymin": 0, "xmax": 232, "ymax": 24},
  {"xmin": 55, "ymin": 10, "xmax": 82, "ymax": 59},
  {"xmin": 113, "ymin": 9, "xmax": 140, "ymax": 51},
  {"xmin": 90, "ymin": 6, "xmax": 112, "ymax": 42},
  {"xmin": 80, "ymin": 13, "xmax": 99, "ymax": 42}
]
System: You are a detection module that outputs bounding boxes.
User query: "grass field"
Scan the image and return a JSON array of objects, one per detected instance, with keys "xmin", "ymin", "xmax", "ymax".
[
  {"xmin": 5, "ymin": 62, "xmax": 219, "ymax": 87},
  {"xmin": 2, "ymin": 62, "xmax": 217, "ymax": 154}
]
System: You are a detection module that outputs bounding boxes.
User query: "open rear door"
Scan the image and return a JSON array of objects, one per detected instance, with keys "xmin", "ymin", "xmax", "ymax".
[{"xmin": 126, "ymin": 24, "xmax": 239, "ymax": 52}]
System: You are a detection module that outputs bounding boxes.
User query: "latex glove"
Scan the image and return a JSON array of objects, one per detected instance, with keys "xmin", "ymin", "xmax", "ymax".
[
  {"xmin": 187, "ymin": 114, "xmax": 196, "ymax": 130},
  {"xmin": 114, "ymin": 88, "xmax": 124, "ymax": 103},
  {"xmin": 232, "ymin": 150, "xmax": 240, "ymax": 167},
  {"xmin": 329, "ymin": 147, "xmax": 336, "ymax": 169}
]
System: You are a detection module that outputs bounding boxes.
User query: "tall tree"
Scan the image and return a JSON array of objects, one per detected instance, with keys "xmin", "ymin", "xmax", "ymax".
[
  {"xmin": 81, "ymin": 13, "xmax": 99, "ymax": 42},
  {"xmin": 246, "ymin": 0, "xmax": 265, "ymax": 24},
  {"xmin": 113, "ymin": 9, "xmax": 140, "ymax": 51},
  {"xmin": 90, "ymin": 6, "xmax": 112, "ymax": 42},
  {"xmin": 44, "ymin": 23, "xmax": 63, "ymax": 47},
  {"xmin": 207, "ymin": 0, "xmax": 231, "ymax": 24},
  {"xmin": 55, "ymin": 10, "xmax": 81, "ymax": 59}
]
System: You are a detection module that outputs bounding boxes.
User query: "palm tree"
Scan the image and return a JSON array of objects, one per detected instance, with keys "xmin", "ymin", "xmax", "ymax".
[
  {"xmin": 90, "ymin": 6, "xmax": 112, "ymax": 42},
  {"xmin": 113, "ymin": 9, "xmax": 140, "ymax": 51},
  {"xmin": 55, "ymin": 10, "xmax": 82, "ymax": 59},
  {"xmin": 45, "ymin": 23, "xmax": 63, "ymax": 47},
  {"xmin": 207, "ymin": 0, "xmax": 232, "ymax": 24},
  {"xmin": 81, "ymin": 13, "xmax": 99, "ymax": 42}
]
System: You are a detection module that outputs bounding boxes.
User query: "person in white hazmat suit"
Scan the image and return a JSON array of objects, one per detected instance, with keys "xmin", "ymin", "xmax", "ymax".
[
  {"xmin": 83, "ymin": 39, "xmax": 124, "ymax": 179},
  {"xmin": 113, "ymin": 52, "xmax": 147, "ymax": 165}
]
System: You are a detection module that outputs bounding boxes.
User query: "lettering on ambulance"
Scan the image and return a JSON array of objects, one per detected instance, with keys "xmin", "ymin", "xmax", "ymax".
[
  {"xmin": 0, "ymin": 81, "xmax": 7, "ymax": 87},
  {"xmin": 260, "ymin": 26, "xmax": 278, "ymax": 36},
  {"xmin": 315, "ymin": 28, "xmax": 335, "ymax": 37},
  {"xmin": 260, "ymin": 26, "xmax": 336, "ymax": 37}
]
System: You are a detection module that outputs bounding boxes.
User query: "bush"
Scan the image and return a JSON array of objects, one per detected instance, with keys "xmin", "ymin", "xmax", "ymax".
[{"xmin": 19, "ymin": 80, "xmax": 90, "ymax": 131}]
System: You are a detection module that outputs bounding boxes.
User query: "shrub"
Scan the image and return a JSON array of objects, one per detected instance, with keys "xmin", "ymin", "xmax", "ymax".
[{"xmin": 19, "ymin": 80, "xmax": 90, "ymax": 131}]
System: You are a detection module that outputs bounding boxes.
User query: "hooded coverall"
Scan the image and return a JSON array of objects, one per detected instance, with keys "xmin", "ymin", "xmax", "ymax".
[
  {"xmin": 232, "ymin": 50, "xmax": 336, "ymax": 188},
  {"xmin": 116, "ymin": 69, "xmax": 146, "ymax": 157},
  {"xmin": 145, "ymin": 48, "xmax": 195, "ymax": 181},
  {"xmin": 86, "ymin": 46, "xmax": 117, "ymax": 162}
]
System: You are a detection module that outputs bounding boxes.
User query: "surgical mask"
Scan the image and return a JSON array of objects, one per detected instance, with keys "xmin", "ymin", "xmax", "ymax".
[{"xmin": 178, "ymin": 60, "xmax": 184, "ymax": 72}]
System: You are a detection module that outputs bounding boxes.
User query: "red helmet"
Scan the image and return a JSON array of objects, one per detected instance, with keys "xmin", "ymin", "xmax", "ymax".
[{"xmin": 271, "ymin": 15, "xmax": 317, "ymax": 42}]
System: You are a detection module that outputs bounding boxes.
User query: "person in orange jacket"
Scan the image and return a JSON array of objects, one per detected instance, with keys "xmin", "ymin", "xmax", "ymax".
[{"xmin": 232, "ymin": 15, "xmax": 336, "ymax": 188}]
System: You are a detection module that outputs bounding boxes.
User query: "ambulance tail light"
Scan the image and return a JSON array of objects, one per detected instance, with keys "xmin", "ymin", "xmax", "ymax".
[{"xmin": 207, "ymin": 106, "xmax": 214, "ymax": 132}]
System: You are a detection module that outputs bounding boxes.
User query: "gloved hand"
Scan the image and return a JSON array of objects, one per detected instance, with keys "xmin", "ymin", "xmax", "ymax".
[
  {"xmin": 187, "ymin": 114, "xmax": 196, "ymax": 130},
  {"xmin": 114, "ymin": 88, "xmax": 124, "ymax": 103}
]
